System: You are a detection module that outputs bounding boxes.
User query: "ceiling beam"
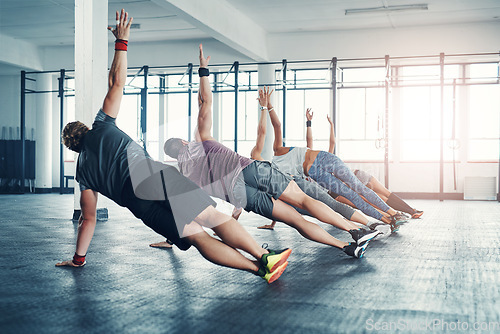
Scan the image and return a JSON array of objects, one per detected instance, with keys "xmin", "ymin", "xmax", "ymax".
[
  {"xmin": 151, "ymin": 0, "xmax": 269, "ymax": 61},
  {"xmin": 0, "ymin": 32, "xmax": 43, "ymax": 72}
]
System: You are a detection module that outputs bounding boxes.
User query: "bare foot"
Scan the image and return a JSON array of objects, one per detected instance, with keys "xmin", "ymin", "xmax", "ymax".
[{"xmin": 149, "ymin": 241, "xmax": 173, "ymax": 249}]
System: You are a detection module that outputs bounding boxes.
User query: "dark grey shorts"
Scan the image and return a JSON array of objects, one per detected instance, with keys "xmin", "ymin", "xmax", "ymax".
[{"xmin": 233, "ymin": 161, "xmax": 292, "ymax": 220}]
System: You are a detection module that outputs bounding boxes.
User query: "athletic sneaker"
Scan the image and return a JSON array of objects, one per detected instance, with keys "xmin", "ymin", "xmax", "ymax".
[
  {"xmin": 349, "ymin": 229, "xmax": 381, "ymax": 245},
  {"xmin": 389, "ymin": 221, "xmax": 399, "ymax": 233},
  {"xmin": 260, "ymin": 248, "xmax": 292, "ymax": 273},
  {"xmin": 398, "ymin": 212, "xmax": 411, "ymax": 219},
  {"xmin": 257, "ymin": 261, "xmax": 289, "ymax": 284},
  {"xmin": 392, "ymin": 213, "xmax": 409, "ymax": 224},
  {"xmin": 389, "ymin": 214, "xmax": 406, "ymax": 233},
  {"xmin": 342, "ymin": 242, "xmax": 368, "ymax": 259},
  {"xmin": 412, "ymin": 210, "xmax": 424, "ymax": 219},
  {"xmin": 368, "ymin": 222, "xmax": 391, "ymax": 236}
]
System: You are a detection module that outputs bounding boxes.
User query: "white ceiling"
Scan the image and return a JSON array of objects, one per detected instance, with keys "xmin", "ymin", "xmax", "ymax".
[
  {"xmin": 228, "ymin": 0, "xmax": 500, "ymax": 33},
  {"xmin": 0, "ymin": 0, "xmax": 210, "ymax": 46},
  {"xmin": 0, "ymin": 0, "xmax": 499, "ymax": 47}
]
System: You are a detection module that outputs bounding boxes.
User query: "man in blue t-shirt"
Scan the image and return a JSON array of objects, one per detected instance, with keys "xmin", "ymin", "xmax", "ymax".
[{"xmin": 55, "ymin": 9, "xmax": 290, "ymax": 284}]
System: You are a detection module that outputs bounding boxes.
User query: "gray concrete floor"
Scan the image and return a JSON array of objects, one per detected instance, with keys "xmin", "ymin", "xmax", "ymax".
[{"xmin": 0, "ymin": 194, "xmax": 499, "ymax": 334}]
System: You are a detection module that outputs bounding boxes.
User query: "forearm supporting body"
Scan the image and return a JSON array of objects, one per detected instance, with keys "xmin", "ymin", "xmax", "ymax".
[{"xmin": 75, "ymin": 218, "xmax": 97, "ymax": 256}]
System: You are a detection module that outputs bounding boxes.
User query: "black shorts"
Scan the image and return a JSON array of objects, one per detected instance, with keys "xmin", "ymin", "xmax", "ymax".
[{"xmin": 122, "ymin": 166, "xmax": 216, "ymax": 250}]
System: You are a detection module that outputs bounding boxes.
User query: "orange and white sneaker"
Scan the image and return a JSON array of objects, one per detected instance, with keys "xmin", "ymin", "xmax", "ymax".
[
  {"xmin": 412, "ymin": 210, "xmax": 424, "ymax": 219},
  {"xmin": 259, "ymin": 261, "xmax": 289, "ymax": 284},
  {"xmin": 260, "ymin": 248, "xmax": 292, "ymax": 273}
]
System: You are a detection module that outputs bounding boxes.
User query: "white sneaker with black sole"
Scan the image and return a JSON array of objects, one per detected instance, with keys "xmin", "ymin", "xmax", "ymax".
[
  {"xmin": 349, "ymin": 228, "xmax": 381, "ymax": 245},
  {"xmin": 368, "ymin": 222, "xmax": 392, "ymax": 237}
]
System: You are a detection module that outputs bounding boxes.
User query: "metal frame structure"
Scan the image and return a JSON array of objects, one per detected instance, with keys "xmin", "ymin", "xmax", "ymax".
[
  {"xmin": 20, "ymin": 69, "xmax": 74, "ymax": 194},
  {"xmin": 20, "ymin": 52, "xmax": 500, "ymax": 201}
]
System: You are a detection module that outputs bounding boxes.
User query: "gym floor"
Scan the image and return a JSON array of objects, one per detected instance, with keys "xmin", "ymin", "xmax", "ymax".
[{"xmin": 0, "ymin": 194, "xmax": 499, "ymax": 334}]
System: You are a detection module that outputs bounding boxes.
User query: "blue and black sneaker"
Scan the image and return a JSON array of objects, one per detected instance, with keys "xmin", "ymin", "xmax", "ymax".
[
  {"xmin": 349, "ymin": 228, "xmax": 381, "ymax": 245},
  {"xmin": 342, "ymin": 241, "xmax": 369, "ymax": 259}
]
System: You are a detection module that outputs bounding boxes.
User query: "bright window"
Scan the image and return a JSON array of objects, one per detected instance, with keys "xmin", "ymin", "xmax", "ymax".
[
  {"xmin": 398, "ymin": 64, "xmax": 460, "ymax": 162},
  {"xmin": 337, "ymin": 87, "xmax": 385, "ymax": 161},
  {"xmin": 468, "ymin": 83, "xmax": 500, "ymax": 161}
]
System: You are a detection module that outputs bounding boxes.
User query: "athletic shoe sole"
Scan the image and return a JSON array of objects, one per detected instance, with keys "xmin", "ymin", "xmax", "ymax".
[
  {"xmin": 412, "ymin": 211, "xmax": 424, "ymax": 219},
  {"xmin": 267, "ymin": 248, "xmax": 292, "ymax": 272},
  {"xmin": 266, "ymin": 261, "xmax": 288, "ymax": 284},
  {"xmin": 390, "ymin": 223, "xmax": 400, "ymax": 233},
  {"xmin": 357, "ymin": 230, "xmax": 381, "ymax": 244},
  {"xmin": 370, "ymin": 223, "xmax": 392, "ymax": 236},
  {"xmin": 356, "ymin": 241, "xmax": 369, "ymax": 258}
]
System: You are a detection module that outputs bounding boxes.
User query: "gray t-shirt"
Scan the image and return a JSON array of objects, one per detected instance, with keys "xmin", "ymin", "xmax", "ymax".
[
  {"xmin": 75, "ymin": 109, "xmax": 134, "ymax": 206},
  {"xmin": 177, "ymin": 140, "xmax": 253, "ymax": 204},
  {"xmin": 271, "ymin": 146, "xmax": 308, "ymax": 178},
  {"xmin": 78, "ymin": 110, "xmax": 108, "ymax": 191}
]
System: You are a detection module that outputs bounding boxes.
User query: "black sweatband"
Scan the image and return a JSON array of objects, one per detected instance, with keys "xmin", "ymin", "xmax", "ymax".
[
  {"xmin": 306, "ymin": 120, "xmax": 312, "ymax": 127},
  {"xmin": 198, "ymin": 68, "xmax": 209, "ymax": 77}
]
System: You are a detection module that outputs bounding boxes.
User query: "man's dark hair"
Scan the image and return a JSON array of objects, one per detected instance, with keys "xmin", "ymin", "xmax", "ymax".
[
  {"xmin": 164, "ymin": 138, "xmax": 184, "ymax": 159},
  {"xmin": 61, "ymin": 121, "xmax": 89, "ymax": 153}
]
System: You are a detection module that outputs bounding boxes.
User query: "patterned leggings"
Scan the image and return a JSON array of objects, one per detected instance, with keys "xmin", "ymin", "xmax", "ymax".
[{"xmin": 308, "ymin": 151, "xmax": 390, "ymax": 220}]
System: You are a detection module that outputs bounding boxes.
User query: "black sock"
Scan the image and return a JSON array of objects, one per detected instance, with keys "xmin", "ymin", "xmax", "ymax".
[{"xmin": 386, "ymin": 193, "xmax": 415, "ymax": 214}]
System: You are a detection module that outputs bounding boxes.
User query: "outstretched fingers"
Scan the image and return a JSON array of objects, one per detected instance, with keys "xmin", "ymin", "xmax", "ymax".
[
  {"xmin": 108, "ymin": 9, "xmax": 132, "ymax": 40},
  {"xmin": 257, "ymin": 87, "xmax": 268, "ymax": 107},
  {"xmin": 199, "ymin": 43, "xmax": 211, "ymax": 67},
  {"xmin": 267, "ymin": 87, "xmax": 274, "ymax": 98},
  {"xmin": 306, "ymin": 108, "xmax": 314, "ymax": 120}
]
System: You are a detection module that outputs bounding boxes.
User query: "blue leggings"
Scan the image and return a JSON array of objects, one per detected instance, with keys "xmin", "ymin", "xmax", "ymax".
[{"xmin": 308, "ymin": 151, "xmax": 390, "ymax": 220}]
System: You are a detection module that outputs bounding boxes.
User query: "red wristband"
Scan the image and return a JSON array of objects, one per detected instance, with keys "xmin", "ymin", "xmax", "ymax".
[
  {"xmin": 72, "ymin": 253, "xmax": 86, "ymax": 266},
  {"xmin": 115, "ymin": 39, "xmax": 128, "ymax": 51}
]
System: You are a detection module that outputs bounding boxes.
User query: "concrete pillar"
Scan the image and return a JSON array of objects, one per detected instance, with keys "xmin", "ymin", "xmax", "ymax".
[
  {"xmin": 212, "ymin": 74, "xmax": 221, "ymax": 142},
  {"xmin": 258, "ymin": 64, "xmax": 276, "ymax": 161},
  {"xmin": 35, "ymin": 73, "xmax": 53, "ymax": 191},
  {"xmin": 73, "ymin": 0, "xmax": 108, "ymax": 219}
]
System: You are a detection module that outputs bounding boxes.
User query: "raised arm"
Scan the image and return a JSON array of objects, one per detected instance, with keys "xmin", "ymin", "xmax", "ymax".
[
  {"xmin": 196, "ymin": 44, "xmax": 215, "ymax": 142},
  {"xmin": 102, "ymin": 9, "xmax": 133, "ymax": 119},
  {"xmin": 251, "ymin": 87, "xmax": 273, "ymax": 160},
  {"xmin": 327, "ymin": 114, "xmax": 336, "ymax": 153},
  {"xmin": 268, "ymin": 98, "xmax": 284, "ymax": 153},
  {"xmin": 56, "ymin": 189, "xmax": 98, "ymax": 267},
  {"xmin": 305, "ymin": 108, "xmax": 314, "ymax": 149}
]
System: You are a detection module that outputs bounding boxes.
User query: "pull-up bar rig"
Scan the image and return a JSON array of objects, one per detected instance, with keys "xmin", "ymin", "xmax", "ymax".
[{"xmin": 20, "ymin": 52, "xmax": 500, "ymax": 201}]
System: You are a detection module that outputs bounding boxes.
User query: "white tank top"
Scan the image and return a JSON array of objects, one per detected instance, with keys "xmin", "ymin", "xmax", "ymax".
[{"xmin": 271, "ymin": 147, "xmax": 308, "ymax": 177}]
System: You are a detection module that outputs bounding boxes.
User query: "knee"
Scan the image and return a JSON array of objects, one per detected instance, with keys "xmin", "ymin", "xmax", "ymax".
[
  {"xmin": 288, "ymin": 180, "xmax": 306, "ymax": 199},
  {"xmin": 194, "ymin": 206, "xmax": 229, "ymax": 228},
  {"xmin": 184, "ymin": 229, "xmax": 209, "ymax": 247}
]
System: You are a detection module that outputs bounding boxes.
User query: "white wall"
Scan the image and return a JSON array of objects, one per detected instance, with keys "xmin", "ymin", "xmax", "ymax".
[
  {"xmin": 267, "ymin": 21, "xmax": 500, "ymax": 60},
  {"xmin": 41, "ymin": 37, "xmax": 253, "ymax": 70},
  {"xmin": 0, "ymin": 75, "xmax": 21, "ymax": 134},
  {"xmin": 41, "ymin": 21, "xmax": 499, "ymax": 67}
]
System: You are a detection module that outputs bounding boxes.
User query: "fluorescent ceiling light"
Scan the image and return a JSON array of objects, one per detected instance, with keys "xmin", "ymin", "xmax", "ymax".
[{"xmin": 345, "ymin": 4, "xmax": 428, "ymax": 15}]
